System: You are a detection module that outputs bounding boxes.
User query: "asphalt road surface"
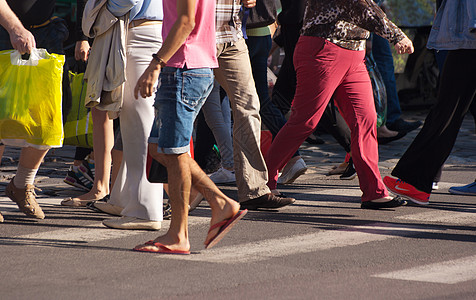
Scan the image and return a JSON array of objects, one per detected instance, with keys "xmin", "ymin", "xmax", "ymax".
[{"xmin": 1, "ymin": 112, "xmax": 475, "ymax": 299}]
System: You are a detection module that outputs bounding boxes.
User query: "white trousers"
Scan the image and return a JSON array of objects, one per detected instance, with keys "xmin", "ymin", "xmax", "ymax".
[{"xmin": 109, "ymin": 23, "xmax": 164, "ymax": 221}]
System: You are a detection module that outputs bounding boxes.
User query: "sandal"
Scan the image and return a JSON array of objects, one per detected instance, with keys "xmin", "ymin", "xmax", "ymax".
[{"xmin": 61, "ymin": 195, "xmax": 109, "ymax": 207}]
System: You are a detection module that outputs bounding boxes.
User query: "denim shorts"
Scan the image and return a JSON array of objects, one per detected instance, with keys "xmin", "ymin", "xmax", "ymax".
[{"xmin": 148, "ymin": 67, "xmax": 214, "ymax": 154}]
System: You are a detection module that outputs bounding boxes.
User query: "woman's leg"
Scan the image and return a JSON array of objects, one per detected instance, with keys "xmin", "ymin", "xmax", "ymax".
[
  {"xmin": 265, "ymin": 37, "xmax": 346, "ymax": 190},
  {"xmin": 333, "ymin": 50, "xmax": 388, "ymax": 202},
  {"xmin": 392, "ymin": 49, "xmax": 476, "ymax": 193},
  {"xmin": 108, "ymin": 24, "xmax": 164, "ymax": 222}
]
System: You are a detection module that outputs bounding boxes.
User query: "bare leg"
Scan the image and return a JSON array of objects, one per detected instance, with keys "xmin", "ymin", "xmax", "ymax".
[
  {"xmin": 19, "ymin": 147, "xmax": 48, "ymax": 169},
  {"xmin": 63, "ymin": 108, "xmax": 113, "ymax": 205},
  {"xmin": 0, "ymin": 145, "xmax": 4, "ymax": 166},
  {"xmin": 135, "ymin": 144, "xmax": 240, "ymax": 252},
  {"xmin": 110, "ymin": 148, "xmax": 123, "ymax": 189}
]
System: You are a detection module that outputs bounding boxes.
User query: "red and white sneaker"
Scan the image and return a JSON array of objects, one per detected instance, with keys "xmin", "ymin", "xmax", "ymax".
[{"xmin": 383, "ymin": 176, "xmax": 430, "ymax": 205}]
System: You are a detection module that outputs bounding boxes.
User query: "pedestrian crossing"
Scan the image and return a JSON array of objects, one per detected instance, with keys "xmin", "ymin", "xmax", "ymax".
[
  {"xmin": 373, "ymin": 255, "xmax": 476, "ymax": 284},
  {"xmin": 2, "ymin": 185, "xmax": 476, "ymax": 285},
  {"xmin": 166, "ymin": 223, "xmax": 438, "ymax": 263}
]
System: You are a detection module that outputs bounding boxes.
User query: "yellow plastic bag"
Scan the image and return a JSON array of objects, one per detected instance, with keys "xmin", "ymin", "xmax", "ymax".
[
  {"xmin": 0, "ymin": 49, "xmax": 65, "ymax": 149},
  {"xmin": 63, "ymin": 71, "xmax": 93, "ymax": 148}
]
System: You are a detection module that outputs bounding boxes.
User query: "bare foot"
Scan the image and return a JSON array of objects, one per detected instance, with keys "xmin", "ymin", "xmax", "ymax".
[
  {"xmin": 61, "ymin": 189, "xmax": 108, "ymax": 207},
  {"xmin": 134, "ymin": 234, "xmax": 190, "ymax": 253},
  {"xmin": 204, "ymin": 198, "xmax": 240, "ymax": 246}
]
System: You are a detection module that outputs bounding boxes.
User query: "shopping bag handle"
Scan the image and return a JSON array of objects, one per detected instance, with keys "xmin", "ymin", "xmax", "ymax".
[{"xmin": 10, "ymin": 48, "xmax": 49, "ymax": 66}]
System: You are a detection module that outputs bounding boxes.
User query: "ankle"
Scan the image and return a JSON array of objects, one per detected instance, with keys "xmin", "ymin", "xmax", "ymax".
[{"xmin": 14, "ymin": 165, "xmax": 38, "ymax": 188}]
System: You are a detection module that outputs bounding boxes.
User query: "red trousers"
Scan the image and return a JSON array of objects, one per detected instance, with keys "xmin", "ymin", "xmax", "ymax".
[{"xmin": 265, "ymin": 36, "xmax": 388, "ymax": 202}]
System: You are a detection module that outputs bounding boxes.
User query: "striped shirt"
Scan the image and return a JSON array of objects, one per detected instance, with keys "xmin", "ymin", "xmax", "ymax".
[{"xmin": 215, "ymin": 0, "xmax": 243, "ymax": 44}]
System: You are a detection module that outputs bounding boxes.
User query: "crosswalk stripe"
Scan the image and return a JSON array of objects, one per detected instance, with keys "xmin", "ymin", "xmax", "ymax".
[
  {"xmin": 14, "ymin": 223, "xmax": 150, "ymax": 245},
  {"xmin": 166, "ymin": 223, "xmax": 439, "ymax": 263},
  {"xmin": 397, "ymin": 210, "xmax": 476, "ymax": 224},
  {"xmin": 11, "ymin": 217, "xmax": 210, "ymax": 246},
  {"xmin": 373, "ymin": 255, "xmax": 476, "ymax": 284}
]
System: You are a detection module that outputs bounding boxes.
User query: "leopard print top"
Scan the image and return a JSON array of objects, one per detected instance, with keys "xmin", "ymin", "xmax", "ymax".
[{"xmin": 301, "ymin": 0, "xmax": 406, "ymax": 51}]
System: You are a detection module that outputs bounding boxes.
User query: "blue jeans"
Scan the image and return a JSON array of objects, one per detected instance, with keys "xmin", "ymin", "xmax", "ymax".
[
  {"xmin": 149, "ymin": 67, "xmax": 214, "ymax": 154},
  {"xmin": 371, "ymin": 34, "xmax": 401, "ymax": 125}
]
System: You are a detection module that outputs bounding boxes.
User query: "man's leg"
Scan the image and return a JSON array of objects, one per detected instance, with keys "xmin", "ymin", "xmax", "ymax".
[
  {"xmin": 214, "ymin": 39, "xmax": 270, "ymax": 202},
  {"xmin": 133, "ymin": 144, "xmax": 241, "ymax": 252},
  {"xmin": 6, "ymin": 146, "xmax": 48, "ymax": 219}
]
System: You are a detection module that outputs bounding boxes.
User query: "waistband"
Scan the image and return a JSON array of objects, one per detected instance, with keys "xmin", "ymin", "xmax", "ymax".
[
  {"xmin": 29, "ymin": 16, "xmax": 59, "ymax": 29},
  {"xmin": 129, "ymin": 20, "xmax": 162, "ymax": 29}
]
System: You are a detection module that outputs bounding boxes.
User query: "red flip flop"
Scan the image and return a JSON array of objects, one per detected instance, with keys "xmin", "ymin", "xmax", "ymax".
[
  {"xmin": 205, "ymin": 209, "xmax": 248, "ymax": 249},
  {"xmin": 133, "ymin": 241, "xmax": 191, "ymax": 255}
]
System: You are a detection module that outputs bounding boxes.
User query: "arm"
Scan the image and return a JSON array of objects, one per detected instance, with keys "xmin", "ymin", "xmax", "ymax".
[
  {"xmin": 0, "ymin": 0, "xmax": 35, "ymax": 54},
  {"xmin": 242, "ymin": 0, "xmax": 256, "ymax": 8},
  {"xmin": 134, "ymin": 0, "xmax": 197, "ymax": 99},
  {"xmin": 340, "ymin": 0, "xmax": 413, "ymax": 54},
  {"xmin": 75, "ymin": 0, "xmax": 90, "ymax": 61}
]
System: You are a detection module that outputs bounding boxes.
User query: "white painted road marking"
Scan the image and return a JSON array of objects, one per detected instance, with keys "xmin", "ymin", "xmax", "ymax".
[
  {"xmin": 397, "ymin": 209, "xmax": 476, "ymax": 225},
  {"xmin": 167, "ymin": 223, "xmax": 440, "ymax": 263},
  {"xmin": 373, "ymin": 255, "xmax": 476, "ymax": 284},
  {"xmin": 8, "ymin": 217, "xmax": 210, "ymax": 246}
]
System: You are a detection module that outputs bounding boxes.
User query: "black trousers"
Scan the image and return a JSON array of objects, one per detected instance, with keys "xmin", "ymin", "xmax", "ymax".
[{"xmin": 392, "ymin": 49, "xmax": 476, "ymax": 193}]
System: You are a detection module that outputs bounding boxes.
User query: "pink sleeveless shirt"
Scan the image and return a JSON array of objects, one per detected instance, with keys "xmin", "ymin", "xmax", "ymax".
[{"xmin": 162, "ymin": 0, "xmax": 218, "ymax": 69}]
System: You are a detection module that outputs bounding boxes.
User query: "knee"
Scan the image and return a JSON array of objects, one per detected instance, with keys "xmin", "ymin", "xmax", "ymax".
[{"xmin": 148, "ymin": 143, "xmax": 166, "ymax": 165}]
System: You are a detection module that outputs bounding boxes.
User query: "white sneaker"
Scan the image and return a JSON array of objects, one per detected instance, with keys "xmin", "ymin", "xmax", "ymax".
[
  {"xmin": 208, "ymin": 167, "xmax": 236, "ymax": 184},
  {"xmin": 278, "ymin": 158, "xmax": 308, "ymax": 184},
  {"xmin": 103, "ymin": 216, "xmax": 161, "ymax": 230}
]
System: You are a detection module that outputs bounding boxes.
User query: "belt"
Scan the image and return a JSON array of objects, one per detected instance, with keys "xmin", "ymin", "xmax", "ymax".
[
  {"xmin": 129, "ymin": 20, "xmax": 162, "ymax": 29},
  {"xmin": 29, "ymin": 16, "xmax": 59, "ymax": 29}
]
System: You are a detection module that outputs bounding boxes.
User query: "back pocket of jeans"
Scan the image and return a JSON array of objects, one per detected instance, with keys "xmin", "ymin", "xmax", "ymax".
[{"xmin": 181, "ymin": 70, "xmax": 213, "ymax": 109}]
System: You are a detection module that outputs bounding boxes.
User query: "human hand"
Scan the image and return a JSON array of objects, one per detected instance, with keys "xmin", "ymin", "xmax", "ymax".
[
  {"xmin": 134, "ymin": 62, "xmax": 161, "ymax": 99},
  {"xmin": 242, "ymin": 0, "xmax": 256, "ymax": 8},
  {"xmin": 9, "ymin": 27, "xmax": 35, "ymax": 54},
  {"xmin": 394, "ymin": 36, "xmax": 414, "ymax": 54},
  {"xmin": 75, "ymin": 40, "xmax": 90, "ymax": 61}
]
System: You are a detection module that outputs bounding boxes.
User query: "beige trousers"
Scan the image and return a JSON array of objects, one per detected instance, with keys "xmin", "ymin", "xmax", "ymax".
[{"xmin": 214, "ymin": 38, "xmax": 271, "ymax": 202}]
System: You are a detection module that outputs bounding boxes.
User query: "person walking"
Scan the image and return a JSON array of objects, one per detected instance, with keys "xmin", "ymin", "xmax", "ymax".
[
  {"xmin": 132, "ymin": 0, "xmax": 246, "ymax": 253},
  {"xmin": 89, "ymin": 0, "xmax": 166, "ymax": 231},
  {"xmin": 213, "ymin": 0, "xmax": 295, "ymax": 210},
  {"xmin": 265, "ymin": 0, "xmax": 413, "ymax": 209},
  {"xmin": 384, "ymin": 0, "xmax": 476, "ymax": 205},
  {"xmin": 1, "ymin": 0, "xmax": 70, "ymax": 220}
]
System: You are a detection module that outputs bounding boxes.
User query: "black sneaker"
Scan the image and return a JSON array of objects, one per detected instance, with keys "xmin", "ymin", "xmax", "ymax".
[
  {"xmin": 79, "ymin": 158, "xmax": 95, "ymax": 183},
  {"xmin": 361, "ymin": 196, "xmax": 407, "ymax": 209},
  {"xmin": 64, "ymin": 166, "xmax": 93, "ymax": 191},
  {"xmin": 240, "ymin": 193, "xmax": 295, "ymax": 210},
  {"xmin": 340, "ymin": 158, "xmax": 357, "ymax": 180},
  {"xmin": 163, "ymin": 202, "xmax": 172, "ymax": 219},
  {"xmin": 377, "ymin": 131, "xmax": 406, "ymax": 145},
  {"xmin": 386, "ymin": 119, "xmax": 422, "ymax": 133}
]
